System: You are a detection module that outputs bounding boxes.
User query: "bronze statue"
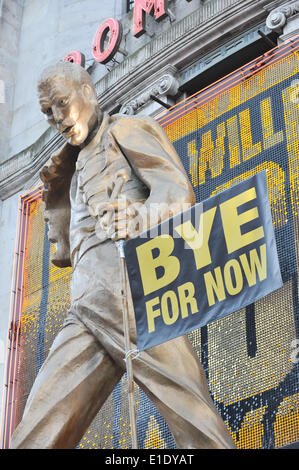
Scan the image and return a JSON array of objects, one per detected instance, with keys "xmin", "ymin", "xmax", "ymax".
[{"xmin": 10, "ymin": 62, "xmax": 236, "ymax": 449}]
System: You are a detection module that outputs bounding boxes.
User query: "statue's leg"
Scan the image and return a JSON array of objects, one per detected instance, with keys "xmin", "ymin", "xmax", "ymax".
[
  {"xmin": 72, "ymin": 301, "xmax": 235, "ymax": 449},
  {"xmin": 10, "ymin": 318, "xmax": 123, "ymax": 449},
  {"xmin": 68, "ymin": 244, "xmax": 235, "ymax": 449},
  {"xmin": 131, "ymin": 335, "xmax": 236, "ymax": 449}
]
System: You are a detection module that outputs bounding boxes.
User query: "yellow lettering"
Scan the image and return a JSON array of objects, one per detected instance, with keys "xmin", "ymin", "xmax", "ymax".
[
  {"xmin": 239, "ymin": 108, "xmax": 262, "ymax": 160},
  {"xmin": 204, "ymin": 267, "xmax": 226, "ymax": 306},
  {"xmin": 227, "ymin": 115, "xmax": 241, "ymax": 168},
  {"xmin": 260, "ymin": 97, "xmax": 284, "ymax": 150},
  {"xmin": 223, "ymin": 259, "xmax": 243, "ymax": 295},
  {"xmin": 175, "ymin": 207, "xmax": 217, "ymax": 270},
  {"xmin": 220, "ymin": 187, "xmax": 264, "ymax": 254},
  {"xmin": 136, "ymin": 235, "xmax": 180, "ymax": 296},
  {"xmin": 239, "ymin": 243, "xmax": 267, "ymax": 286},
  {"xmin": 146, "ymin": 297, "xmax": 161, "ymax": 333},
  {"xmin": 177, "ymin": 282, "xmax": 198, "ymax": 318},
  {"xmin": 161, "ymin": 290, "xmax": 179, "ymax": 325},
  {"xmin": 282, "ymin": 86, "xmax": 299, "ymax": 220},
  {"xmin": 200, "ymin": 122, "xmax": 226, "ymax": 179},
  {"xmin": 188, "ymin": 140, "xmax": 199, "ymax": 187}
]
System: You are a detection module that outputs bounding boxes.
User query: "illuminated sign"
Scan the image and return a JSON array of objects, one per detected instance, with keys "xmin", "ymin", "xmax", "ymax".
[
  {"xmin": 155, "ymin": 39, "xmax": 299, "ymax": 449},
  {"xmin": 92, "ymin": 18, "xmax": 123, "ymax": 64},
  {"xmin": 133, "ymin": 0, "xmax": 168, "ymax": 37},
  {"xmin": 63, "ymin": 51, "xmax": 86, "ymax": 67},
  {"xmin": 63, "ymin": 0, "xmax": 193, "ymax": 65},
  {"xmin": 0, "ymin": 186, "xmax": 44, "ymax": 450}
]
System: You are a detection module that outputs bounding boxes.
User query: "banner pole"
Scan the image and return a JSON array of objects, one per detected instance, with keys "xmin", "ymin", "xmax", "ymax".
[
  {"xmin": 106, "ymin": 167, "xmax": 138, "ymax": 448},
  {"xmin": 117, "ymin": 240, "xmax": 138, "ymax": 449}
]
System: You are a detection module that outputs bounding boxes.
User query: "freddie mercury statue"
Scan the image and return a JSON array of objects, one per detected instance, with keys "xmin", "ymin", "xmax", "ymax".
[{"xmin": 10, "ymin": 62, "xmax": 236, "ymax": 449}]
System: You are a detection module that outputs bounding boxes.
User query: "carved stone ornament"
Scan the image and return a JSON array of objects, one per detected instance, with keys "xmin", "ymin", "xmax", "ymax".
[
  {"xmin": 120, "ymin": 69, "xmax": 179, "ymax": 115},
  {"xmin": 266, "ymin": 1, "xmax": 299, "ymax": 33}
]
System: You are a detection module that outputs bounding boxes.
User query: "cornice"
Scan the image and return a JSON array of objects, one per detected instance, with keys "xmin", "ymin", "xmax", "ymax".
[
  {"xmin": 96, "ymin": 0, "xmax": 271, "ymax": 112},
  {"xmin": 120, "ymin": 64, "xmax": 179, "ymax": 115},
  {"xmin": 266, "ymin": 0, "xmax": 299, "ymax": 33},
  {"xmin": 0, "ymin": 127, "xmax": 63, "ymax": 200},
  {"xmin": 0, "ymin": 0, "xmax": 271, "ymax": 200}
]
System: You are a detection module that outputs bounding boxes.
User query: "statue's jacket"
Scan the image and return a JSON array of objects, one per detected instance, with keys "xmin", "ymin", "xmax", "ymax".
[{"xmin": 40, "ymin": 113, "xmax": 195, "ymax": 269}]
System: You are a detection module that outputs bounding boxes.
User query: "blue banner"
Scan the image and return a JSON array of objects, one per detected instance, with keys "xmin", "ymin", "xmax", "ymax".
[{"xmin": 124, "ymin": 171, "xmax": 282, "ymax": 351}]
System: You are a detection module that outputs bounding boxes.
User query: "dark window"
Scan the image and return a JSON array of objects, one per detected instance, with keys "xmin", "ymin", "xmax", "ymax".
[
  {"xmin": 126, "ymin": 0, "xmax": 134, "ymax": 13},
  {"xmin": 181, "ymin": 30, "xmax": 279, "ymax": 97}
]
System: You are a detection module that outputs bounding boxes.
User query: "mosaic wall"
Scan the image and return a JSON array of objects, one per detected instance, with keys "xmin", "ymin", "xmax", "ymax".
[
  {"xmin": 6, "ymin": 42, "xmax": 299, "ymax": 449},
  {"xmin": 157, "ymin": 43, "xmax": 299, "ymax": 448}
]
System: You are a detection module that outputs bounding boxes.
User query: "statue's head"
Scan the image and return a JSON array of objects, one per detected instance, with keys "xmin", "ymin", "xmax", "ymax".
[{"xmin": 38, "ymin": 62, "xmax": 100, "ymax": 146}]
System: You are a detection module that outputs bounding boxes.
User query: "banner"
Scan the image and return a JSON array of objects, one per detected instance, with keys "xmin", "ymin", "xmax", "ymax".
[{"xmin": 124, "ymin": 171, "xmax": 282, "ymax": 351}]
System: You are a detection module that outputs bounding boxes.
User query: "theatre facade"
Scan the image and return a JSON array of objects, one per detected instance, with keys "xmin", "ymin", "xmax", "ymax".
[{"xmin": 0, "ymin": 0, "xmax": 298, "ymax": 449}]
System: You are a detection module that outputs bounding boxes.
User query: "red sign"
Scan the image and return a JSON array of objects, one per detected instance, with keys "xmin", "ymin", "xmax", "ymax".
[
  {"xmin": 63, "ymin": 0, "xmax": 191, "ymax": 66},
  {"xmin": 92, "ymin": 18, "xmax": 123, "ymax": 64},
  {"xmin": 133, "ymin": 0, "xmax": 168, "ymax": 37},
  {"xmin": 63, "ymin": 51, "xmax": 86, "ymax": 67}
]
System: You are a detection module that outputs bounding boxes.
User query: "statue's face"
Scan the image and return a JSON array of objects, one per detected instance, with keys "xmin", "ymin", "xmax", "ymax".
[{"xmin": 39, "ymin": 76, "xmax": 98, "ymax": 146}]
